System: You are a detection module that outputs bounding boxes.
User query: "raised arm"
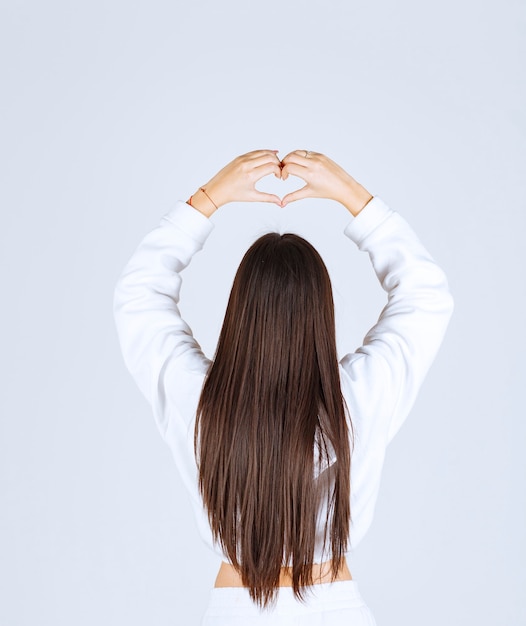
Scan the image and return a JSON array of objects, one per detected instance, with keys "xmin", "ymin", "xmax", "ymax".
[
  {"xmin": 340, "ymin": 197, "xmax": 454, "ymax": 445},
  {"xmin": 280, "ymin": 150, "xmax": 454, "ymax": 445},
  {"xmin": 113, "ymin": 150, "xmax": 283, "ymax": 437}
]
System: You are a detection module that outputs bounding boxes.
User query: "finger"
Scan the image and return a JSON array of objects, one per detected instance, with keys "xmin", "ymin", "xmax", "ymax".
[
  {"xmin": 245, "ymin": 149, "xmax": 280, "ymax": 160},
  {"xmin": 281, "ymin": 162, "xmax": 308, "ymax": 181},
  {"xmin": 281, "ymin": 185, "xmax": 311, "ymax": 207},
  {"xmin": 281, "ymin": 150, "xmax": 313, "ymax": 165},
  {"xmin": 252, "ymin": 162, "xmax": 282, "ymax": 180},
  {"xmin": 249, "ymin": 153, "xmax": 282, "ymax": 169},
  {"xmin": 251, "ymin": 191, "xmax": 283, "ymax": 206}
]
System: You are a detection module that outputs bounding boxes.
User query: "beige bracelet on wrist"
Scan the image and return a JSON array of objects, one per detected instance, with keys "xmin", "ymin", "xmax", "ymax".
[
  {"xmin": 187, "ymin": 187, "xmax": 218, "ymax": 217},
  {"xmin": 199, "ymin": 187, "xmax": 218, "ymax": 211}
]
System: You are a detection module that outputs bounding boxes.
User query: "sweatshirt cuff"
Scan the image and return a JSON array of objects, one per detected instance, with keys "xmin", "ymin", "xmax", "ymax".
[
  {"xmin": 161, "ymin": 200, "xmax": 215, "ymax": 245},
  {"xmin": 343, "ymin": 196, "xmax": 394, "ymax": 247}
]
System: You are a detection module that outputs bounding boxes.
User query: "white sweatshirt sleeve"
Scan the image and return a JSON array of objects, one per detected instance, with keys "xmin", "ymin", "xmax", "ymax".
[
  {"xmin": 114, "ymin": 195, "xmax": 453, "ymax": 451},
  {"xmin": 113, "ymin": 200, "xmax": 215, "ymax": 438},
  {"xmin": 339, "ymin": 196, "xmax": 454, "ymax": 447}
]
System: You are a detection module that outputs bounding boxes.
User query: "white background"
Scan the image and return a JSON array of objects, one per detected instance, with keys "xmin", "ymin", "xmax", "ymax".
[{"xmin": 1, "ymin": 1, "xmax": 524, "ymax": 624}]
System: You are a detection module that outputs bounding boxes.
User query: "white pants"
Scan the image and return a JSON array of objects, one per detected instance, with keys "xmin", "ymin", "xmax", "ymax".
[{"xmin": 201, "ymin": 580, "xmax": 377, "ymax": 625}]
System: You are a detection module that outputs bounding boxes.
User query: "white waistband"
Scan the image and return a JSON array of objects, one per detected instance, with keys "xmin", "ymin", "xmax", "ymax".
[{"xmin": 206, "ymin": 579, "xmax": 366, "ymax": 615}]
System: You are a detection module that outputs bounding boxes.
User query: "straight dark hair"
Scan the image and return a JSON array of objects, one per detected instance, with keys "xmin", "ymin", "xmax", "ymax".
[{"xmin": 194, "ymin": 232, "xmax": 354, "ymax": 609}]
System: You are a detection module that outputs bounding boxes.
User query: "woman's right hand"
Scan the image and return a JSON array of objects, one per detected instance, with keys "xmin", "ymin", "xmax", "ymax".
[
  {"xmin": 189, "ymin": 150, "xmax": 283, "ymax": 217},
  {"xmin": 280, "ymin": 150, "xmax": 374, "ymax": 216}
]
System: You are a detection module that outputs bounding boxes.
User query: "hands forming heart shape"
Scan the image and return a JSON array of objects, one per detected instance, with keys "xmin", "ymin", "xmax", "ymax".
[{"xmin": 188, "ymin": 149, "xmax": 374, "ymax": 218}]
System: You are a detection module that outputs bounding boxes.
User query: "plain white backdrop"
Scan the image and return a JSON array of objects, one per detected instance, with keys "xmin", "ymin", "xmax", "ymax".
[{"xmin": 1, "ymin": 1, "xmax": 524, "ymax": 624}]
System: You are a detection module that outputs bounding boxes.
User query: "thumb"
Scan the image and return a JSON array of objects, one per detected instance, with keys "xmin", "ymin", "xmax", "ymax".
[
  {"xmin": 253, "ymin": 191, "xmax": 283, "ymax": 206},
  {"xmin": 281, "ymin": 185, "xmax": 310, "ymax": 207}
]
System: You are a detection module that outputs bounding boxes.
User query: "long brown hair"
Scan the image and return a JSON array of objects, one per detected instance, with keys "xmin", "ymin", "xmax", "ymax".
[{"xmin": 194, "ymin": 232, "xmax": 354, "ymax": 609}]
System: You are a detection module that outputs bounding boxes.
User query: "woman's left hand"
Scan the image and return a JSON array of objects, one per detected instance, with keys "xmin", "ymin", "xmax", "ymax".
[
  {"xmin": 190, "ymin": 150, "xmax": 283, "ymax": 216},
  {"xmin": 280, "ymin": 150, "xmax": 373, "ymax": 216}
]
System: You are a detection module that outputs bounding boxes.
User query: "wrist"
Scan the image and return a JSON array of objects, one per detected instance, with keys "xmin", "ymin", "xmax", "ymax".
[
  {"xmin": 340, "ymin": 183, "xmax": 374, "ymax": 217},
  {"xmin": 188, "ymin": 187, "xmax": 218, "ymax": 218}
]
